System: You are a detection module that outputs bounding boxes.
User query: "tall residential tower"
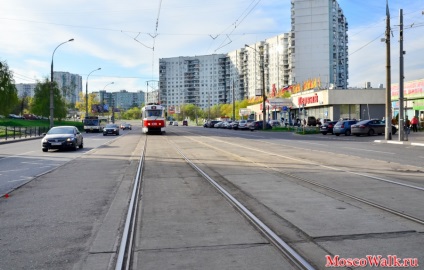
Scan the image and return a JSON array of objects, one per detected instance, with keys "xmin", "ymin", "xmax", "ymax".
[{"xmin": 290, "ymin": 0, "xmax": 348, "ymax": 89}]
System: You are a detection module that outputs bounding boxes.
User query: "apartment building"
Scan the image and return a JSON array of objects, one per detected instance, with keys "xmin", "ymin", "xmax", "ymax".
[
  {"xmin": 15, "ymin": 83, "xmax": 37, "ymax": 98},
  {"xmin": 159, "ymin": 55, "xmax": 229, "ymax": 109},
  {"xmin": 94, "ymin": 90, "xmax": 145, "ymax": 110},
  {"xmin": 290, "ymin": 0, "xmax": 348, "ymax": 89},
  {"xmin": 53, "ymin": 71, "xmax": 83, "ymax": 104},
  {"xmin": 159, "ymin": 0, "xmax": 348, "ymax": 109}
]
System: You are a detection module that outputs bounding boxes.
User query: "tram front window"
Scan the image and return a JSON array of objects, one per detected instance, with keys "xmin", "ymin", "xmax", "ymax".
[{"xmin": 147, "ymin": 110, "xmax": 162, "ymax": 117}]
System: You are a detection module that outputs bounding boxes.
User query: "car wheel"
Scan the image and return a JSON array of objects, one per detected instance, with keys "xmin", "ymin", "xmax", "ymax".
[
  {"xmin": 73, "ymin": 143, "xmax": 77, "ymax": 151},
  {"xmin": 368, "ymin": 129, "xmax": 375, "ymax": 136},
  {"xmin": 345, "ymin": 129, "xmax": 351, "ymax": 136},
  {"xmin": 42, "ymin": 148, "xmax": 48, "ymax": 152},
  {"xmin": 321, "ymin": 132, "xmax": 327, "ymax": 135},
  {"xmin": 79, "ymin": 140, "xmax": 84, "ymax": 149},
  {"xmin": 335, "ymin": 133, "xmax": 340, "ymax": 136},
  {"xmin": 355, "ymin": 134, "xmax": 360, "ymax": 137}
]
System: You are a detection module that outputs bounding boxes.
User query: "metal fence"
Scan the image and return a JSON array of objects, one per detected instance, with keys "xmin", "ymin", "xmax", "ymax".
[{"xmin": 0, "ymin": 126, "xmax": 49, "ymax": 142}]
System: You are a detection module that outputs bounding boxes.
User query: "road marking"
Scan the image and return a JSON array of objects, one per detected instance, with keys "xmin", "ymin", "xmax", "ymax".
[
  {"xmin": 1, "ymin": 151, "xmax": 35, "ymax": 160},
  {"xmin": 342, "ymin": 147, "xmax": 395, "ymax": 155}
]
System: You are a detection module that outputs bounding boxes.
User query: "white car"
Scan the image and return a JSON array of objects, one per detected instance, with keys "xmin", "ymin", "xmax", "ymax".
[{"xmin": 173, "ymin": 121, "xmax": 178, "ymax": 126}]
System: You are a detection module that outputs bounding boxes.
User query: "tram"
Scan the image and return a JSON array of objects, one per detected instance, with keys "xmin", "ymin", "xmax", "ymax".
[{"xmin": 141, "ymin": 103, "xmax": 166, "ymax": 134}]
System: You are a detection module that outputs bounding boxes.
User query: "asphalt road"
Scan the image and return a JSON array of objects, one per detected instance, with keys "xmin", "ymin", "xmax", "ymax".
[{"xmin": 0, "ymin": 130, "xmax": 132, "ymax": 197}]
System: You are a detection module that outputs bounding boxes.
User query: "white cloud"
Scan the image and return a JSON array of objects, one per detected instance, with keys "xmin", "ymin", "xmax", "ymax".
[{"xmin": 2, "ymin": 0, "xmax": 424, "ymax": 93}]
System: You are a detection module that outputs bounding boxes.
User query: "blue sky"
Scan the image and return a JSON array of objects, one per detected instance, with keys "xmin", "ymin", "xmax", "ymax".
[{"xmin": 1, "ymin": 0, "xmax": 423, "ymax": 94}]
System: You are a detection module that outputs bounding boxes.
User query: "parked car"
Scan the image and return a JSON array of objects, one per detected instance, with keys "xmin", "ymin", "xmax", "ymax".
[
  {"xmin": 319, "ymin": 121, "xmax": 338, "ymax": 135},
  {"xmin": 307, "ymin": 116, "xmax": 317, "ymax": 126},
  {"xmin": 333, "ymin": 120, "xmax": 358, "ymax": 136},
  {"xmin": 41, "ymin": 126, "xmax": 83, "ymax": 152},
  {"xmin": 182, "ymin": 120, "xmax": 188, "ymax": 126},
  {"xmin": 103, "ymin": 124, "xmax": 120, "ymax": 136},
  {"xmin": 238, "ymin": 119, "xmax": 254, "ymax": 130},
  {"xmin": 231, "ymin": 121, "xmax": 239, "ymax": 129},
  {"xmin": 317, "ymin": 118, "xmax": 332, "ymax": 126},
  {"xmin": 214, "ymin": 121, "xmax": 223, "ymax": 128},
  {"xmin": 249, "ymin": 121, "xmax": 272, "ymax": 131},
  {"xmin": 268, "ymin": 120, "xmax": 281, "ymax": 127},
  {"xmin": 351, "ymin": 119, "xmax": 397, "ymax": 136},
  {"xmin": 204, "ymin": 120, "xmax": 220, "ymax": 128}
]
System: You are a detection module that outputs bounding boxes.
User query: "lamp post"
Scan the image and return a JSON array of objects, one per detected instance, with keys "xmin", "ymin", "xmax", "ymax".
[
  {"xmin": 245, "ymin": 44, "xmax": 267, "ymax": 130},
  {"xmin": 85, "ymin": 68, "xmax": 101, "ymax": 118},
  {"xmin": 102, "ymin": 82, "xmax": 114, "ymax": 117},
  {"xmin": 50, "ymin": 38, "xmax": 74, "ymax": 128}
]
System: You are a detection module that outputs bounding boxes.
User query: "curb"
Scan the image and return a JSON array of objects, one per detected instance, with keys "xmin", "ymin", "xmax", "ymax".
[{"xmin": 374, "ymin": 139, "xmax": 424, "ymax": 147}]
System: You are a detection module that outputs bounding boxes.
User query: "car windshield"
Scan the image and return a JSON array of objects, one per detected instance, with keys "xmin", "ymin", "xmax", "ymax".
[
  {"xmin": 47, "ymin": 127, "xmax": 75, "ymax": 135},
  {"xmin": 106, "ymin": 124, "xmax": 117, "ymax": 128}
]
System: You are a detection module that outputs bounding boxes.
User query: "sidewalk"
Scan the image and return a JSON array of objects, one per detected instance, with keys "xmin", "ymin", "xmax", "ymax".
[{"xmin": 374, "ymin": 130, "xmax": 424, "ymax": 147}]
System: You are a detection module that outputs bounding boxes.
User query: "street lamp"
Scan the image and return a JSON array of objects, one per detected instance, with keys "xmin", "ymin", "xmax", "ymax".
[
  {"xmin": 50, "ymin": 38, "xmax": 74, "ymax": 128},
  {"xmin": 103, "ymin": 82, "xmax": 114, "ymax": 91},
  {"xmin": 102, "ymin": 82, "xmax": 114, "ymax": 116},
  {"xmin": 85, "ymin": 67, "xmax": 101, "ymax": 118},
  {"xmin": 245, "ymin": 44, "xmax": 267, "ymax": 130}
]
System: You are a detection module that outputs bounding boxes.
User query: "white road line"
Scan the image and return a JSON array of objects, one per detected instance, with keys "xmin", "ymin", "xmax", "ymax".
[{"xmin": 342, "ymin": 147, "xmax": 395, "ymax": 155}]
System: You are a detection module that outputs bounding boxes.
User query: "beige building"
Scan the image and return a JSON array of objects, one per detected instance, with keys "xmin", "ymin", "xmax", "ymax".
[{"xmin": 247, "ymin": 89, "xmax": 385, "ymax": 123}]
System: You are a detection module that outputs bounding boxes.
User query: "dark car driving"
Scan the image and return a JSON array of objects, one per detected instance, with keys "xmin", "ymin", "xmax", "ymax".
[
  {"xmin": 103, "ymin": 124, "xmax": 120, "ymax": 136},
  {"xmin": 41, "ymin": 126, "xmax": 83, "ymax": 152}
]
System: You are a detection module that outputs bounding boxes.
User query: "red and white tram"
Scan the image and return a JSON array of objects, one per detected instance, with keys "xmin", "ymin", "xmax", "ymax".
[{"xmin": 141, "ymin": 103, "xmax": 166, "ymax": 134}]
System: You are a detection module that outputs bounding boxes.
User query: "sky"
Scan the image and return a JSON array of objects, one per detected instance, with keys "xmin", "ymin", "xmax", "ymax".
[{"xmin": 1, "ymin": 0, "xmax": 424, "ymax": 94}]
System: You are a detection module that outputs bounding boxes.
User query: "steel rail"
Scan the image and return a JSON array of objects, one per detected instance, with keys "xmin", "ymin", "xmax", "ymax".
[
  {"xmin": 176, "ymin": 131, "xmax": 424, "ymax": 226},
  {"xmin": 172, "ymin": 144, "xmax": 316, "ymax": 270},
  {"xmin": 115, "ymin": 136, "xmax": 147, "ymax": 270}
]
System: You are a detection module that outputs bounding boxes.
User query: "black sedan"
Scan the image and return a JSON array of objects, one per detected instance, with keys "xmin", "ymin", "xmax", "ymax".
[
  {"xmin": 319, "ymin": 121, "xmax": 338, "ymax": 135},
  {"xmin": 103, "ymin": 124, "xmax": 120, "ymax": 136},
  {"xmin": 351, "ymin": 119, "xmax": 397, "ymax": 136},
  {"xmin": 41, "ymin": 126, "xmax": 83, "ymax": 152},
  {"xmin": 249, "ymin": 121, "xmax": 272, "ymax": 131}
]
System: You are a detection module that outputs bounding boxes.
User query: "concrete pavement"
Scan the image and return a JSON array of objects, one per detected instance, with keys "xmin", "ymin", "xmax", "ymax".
[{"xmin": 374, "ymin": 130, "xmax": 424, "ymax": 147}]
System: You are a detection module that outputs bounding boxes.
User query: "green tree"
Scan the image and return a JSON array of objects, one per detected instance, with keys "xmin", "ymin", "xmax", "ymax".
[
  {"xmin": 0, "ymin": 61, "xmax": 19, "ymax": 116},
  {"xmin": 121, "ymin": 107, "xmax": 141, "ymax": 120},
  {"xmin": 30, "ymin": 78, "xmax": 67, "ymax": 120},
  {"xmin": 75, "ymin": 92, "xmax": 98, "ymax": 117}
]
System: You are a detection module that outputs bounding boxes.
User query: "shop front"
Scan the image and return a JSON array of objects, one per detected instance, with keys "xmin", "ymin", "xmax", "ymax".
[
  {"xmin": 247, "ymin": 88, "xmax": 386, "ymax": 125},
  {"xmin": 391, "ymin": 79, "xmax": 424, "ymax": 127}
]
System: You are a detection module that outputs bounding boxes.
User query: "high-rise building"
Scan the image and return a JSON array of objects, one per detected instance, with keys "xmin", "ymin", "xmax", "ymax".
[
  {"xmin": 290, "ymin": 0, "xmax": 348, "ymax": 89},
  {"xmin": 159, "ymin": 55, "xmax": 228, "ymax": 109},
  {"xmin": 15, "ymin": 83, "xmax": 37, "ymax": 98},
  {"xmin": 159, "ymin": 0, "xmax": 348, "ymax": 108},
  {"xmin": 53, "ymin": 71, "xmax": 83, "ymax": 104}
]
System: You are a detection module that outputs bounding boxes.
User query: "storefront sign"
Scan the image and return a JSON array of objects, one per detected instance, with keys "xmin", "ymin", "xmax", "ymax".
[
  {"xmin": 391, "ymin": 79, "xmax": 424, "ymax": 99},
  {"xmin": 298, "ymin": 93, "xmax": 319, "ymax": 106}
]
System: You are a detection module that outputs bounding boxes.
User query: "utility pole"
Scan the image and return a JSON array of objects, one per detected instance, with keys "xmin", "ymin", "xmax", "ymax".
[
  {"xmin": 232, "ymin": 79, "xmax": 235, "ymax": 121},
  {"xmin": 384, "ymin": 0, "xmax": 392, "ymax": 140},
  {"xmin": 398, "ymin": 9, "xmax": 405, "ymax": 141}
]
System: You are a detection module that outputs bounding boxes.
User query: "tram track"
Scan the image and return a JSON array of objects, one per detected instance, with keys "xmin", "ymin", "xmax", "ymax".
[
  {"xmin": 115, "ymin": 134, "xmax": 316, "ymax": 270},
  {"xmin": 170, "ymin": 130, "xmax": 424, "ymax": 227},
  {"xmin": 116, "ymin": 130, "xmax": 423, "ymax": 269}
]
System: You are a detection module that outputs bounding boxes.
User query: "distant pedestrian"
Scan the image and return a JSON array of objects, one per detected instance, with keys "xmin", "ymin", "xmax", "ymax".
[{"xmin": 411, "ymin": 116, "xmax": 419, "ymax": 132}]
